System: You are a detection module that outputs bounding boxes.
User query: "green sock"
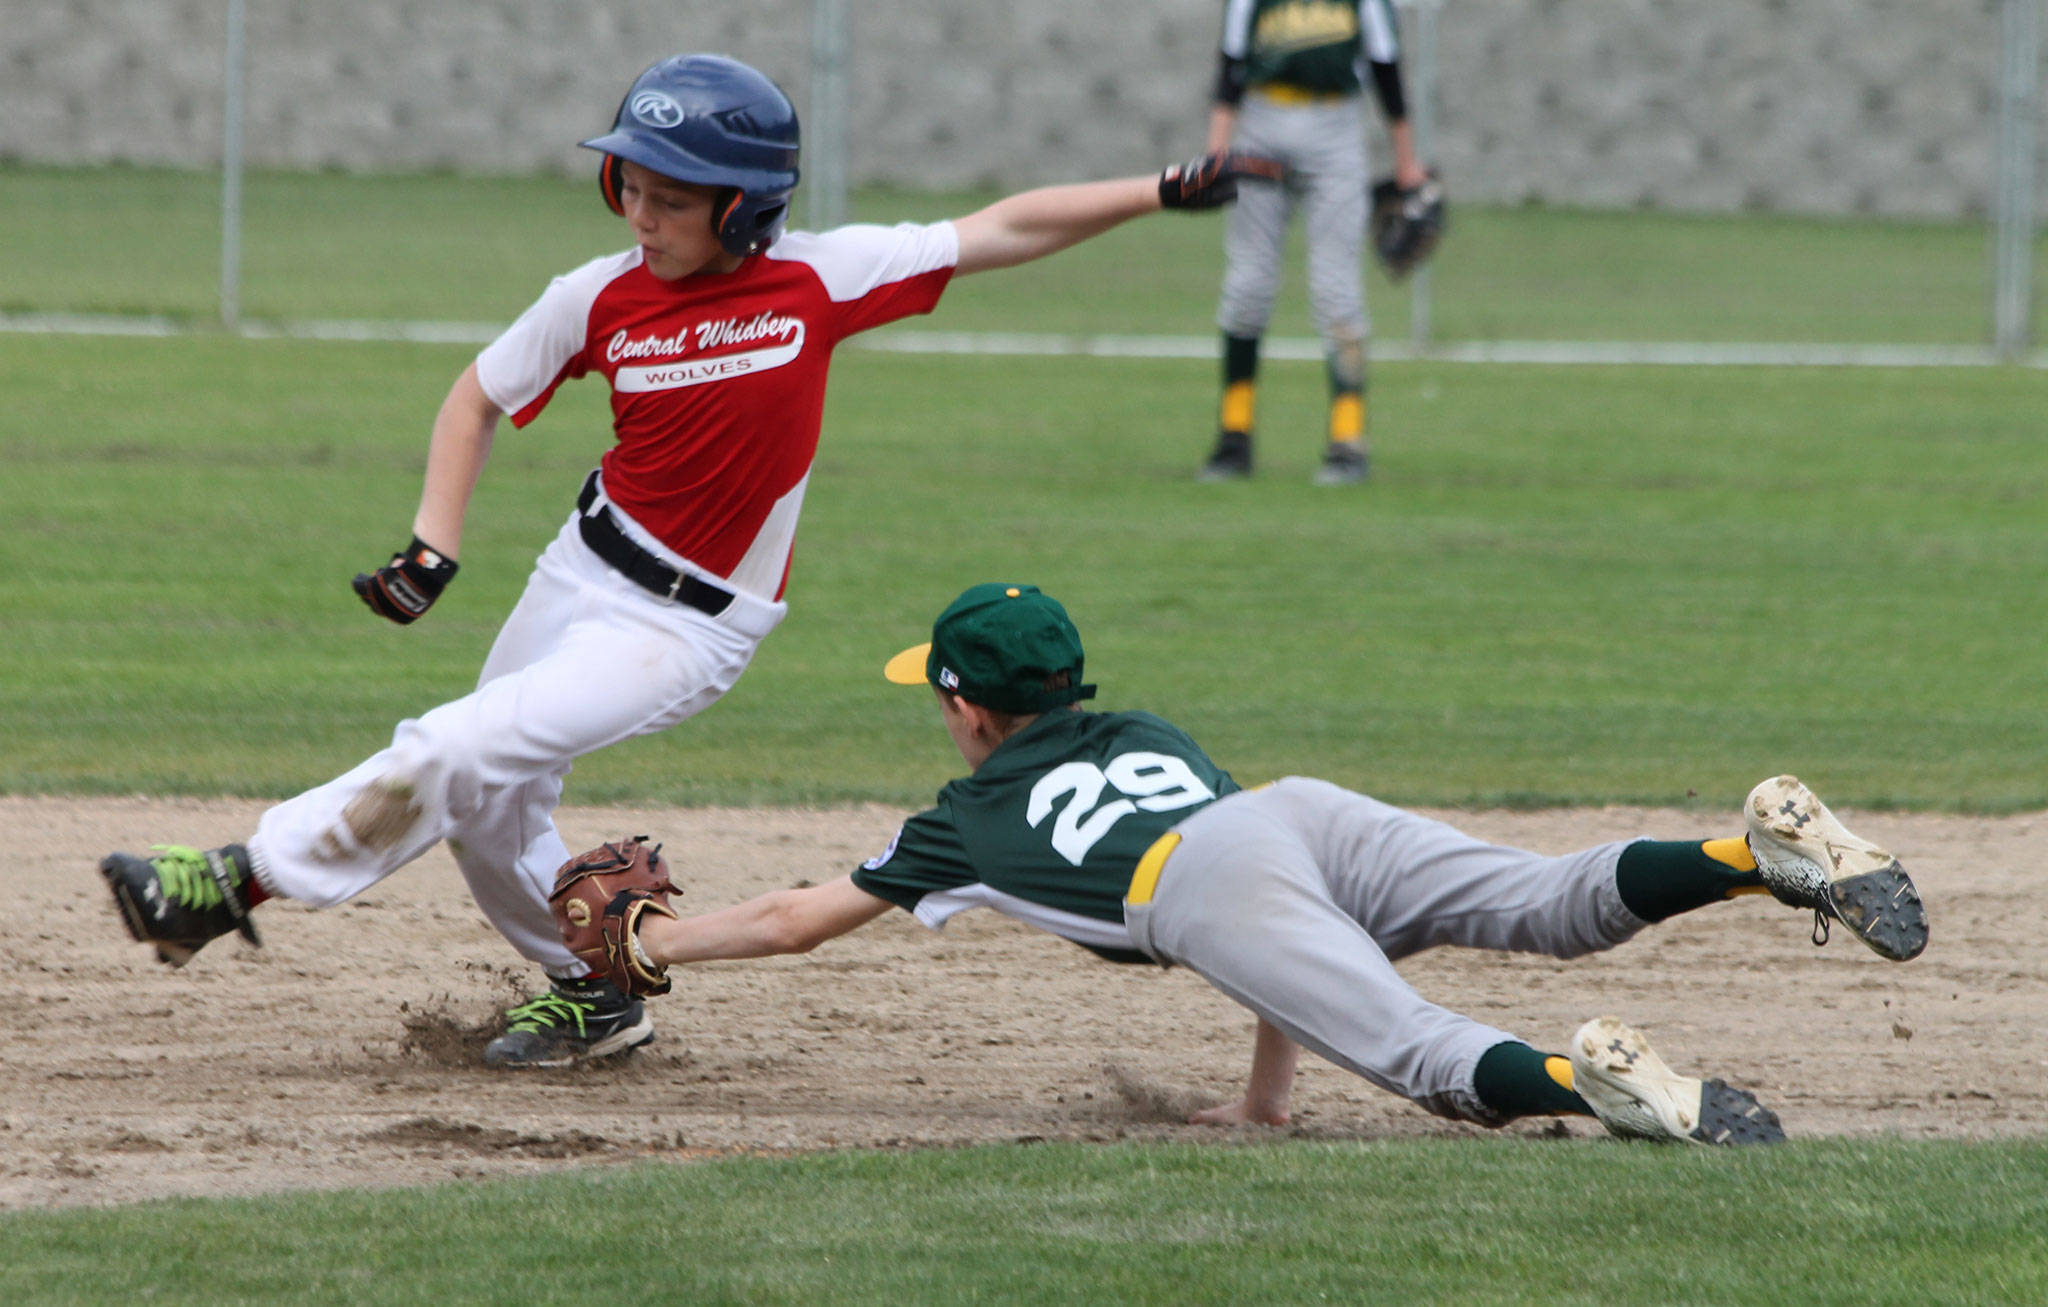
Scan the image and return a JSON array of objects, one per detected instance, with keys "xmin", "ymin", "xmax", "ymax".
[
  {"xmin": 1325, "ymin": 336, "xmax": 1364, "ymax": 394},
  {"xmin": 1472, "ymin": 1041, "xmax": 1591, "ymax": 1120},
  {"xmin": 1615, "ymin": 838, "xmax": 1766, "ymax": 923},
  {"xmin": 1223, "ymin": 333, "xmax": 1260, "ymax": 387}
]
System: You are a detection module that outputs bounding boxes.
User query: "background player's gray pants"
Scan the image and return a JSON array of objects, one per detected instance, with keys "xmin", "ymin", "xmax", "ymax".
[
  {"xmin": 1124, "ymin": 778, "xmax": 1648, "ymax": 1124},
  {"xmin": 1217, "ymin": 94, "xmax": 1372, "ymax": 348}
]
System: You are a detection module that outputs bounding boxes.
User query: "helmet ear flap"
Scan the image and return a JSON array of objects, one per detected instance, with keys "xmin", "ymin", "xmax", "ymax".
[
  {"xmin": 713, "ymin": 186, "xmax": 747, "ymax": 253},
  {"xmin": 712, "ymin": 185, "xmax": 774, "ymax": 260},
  {"xmin": 711, "ymin": 187, "xmax": 789, "ymax": 258},
  {"xmin": 598, "ymin": 154, "xmax": 627, "ymax": 216}
]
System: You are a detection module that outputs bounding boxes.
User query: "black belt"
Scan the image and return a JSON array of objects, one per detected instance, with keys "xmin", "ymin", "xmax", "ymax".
[{"xmin": 575, "ymin": 471, "xmax": 735, "ymax": 617}]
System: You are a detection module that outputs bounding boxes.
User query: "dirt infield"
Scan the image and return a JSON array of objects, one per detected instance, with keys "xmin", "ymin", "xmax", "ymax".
[{"xmin": 3, "ymin": 795, "xmax": 2042, "ymax": 1209}]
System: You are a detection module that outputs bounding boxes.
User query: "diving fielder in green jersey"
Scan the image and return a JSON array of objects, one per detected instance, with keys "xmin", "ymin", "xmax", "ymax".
[{"xmin": 609, "ymin": 584, "xmax": 1930, "ymax": 1144}]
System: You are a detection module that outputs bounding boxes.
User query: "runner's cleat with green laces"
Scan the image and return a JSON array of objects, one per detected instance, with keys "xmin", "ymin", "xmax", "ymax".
[
  {"xmin": 483, "ymin": 975, "xmax": 653, "ymax": 1069},
  {"xmin": 100, "ymin": 844, "xmax": 263, "ymax": 967}
]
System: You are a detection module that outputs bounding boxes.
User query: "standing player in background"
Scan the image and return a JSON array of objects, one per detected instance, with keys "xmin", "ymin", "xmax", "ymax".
[
  {"xmin": 572, "ymin": 583, "xmax": 1930, "ymax": 1144},
  {"xmin": 98, "ymin": 54, "xmax": 1276, "ymax": 1068},
  {"xmin": 1200, "ymin": 0, "xmax": 1431, "ymax": 485}
]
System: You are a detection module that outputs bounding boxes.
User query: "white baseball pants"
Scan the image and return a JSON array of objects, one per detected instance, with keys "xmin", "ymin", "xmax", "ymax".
[
  {"xmin": 249, "ymin": 509, "xmax": 783, "ymax": 975},
  {"xmin": 1124, "ymin": 779, "xmax": 1648, "ymax": 1123}
]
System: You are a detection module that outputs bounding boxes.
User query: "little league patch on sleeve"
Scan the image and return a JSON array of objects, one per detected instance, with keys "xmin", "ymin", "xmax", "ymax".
[{"xmin": 862, "ymin": 825, "xmax": 903, "ymax": 871}]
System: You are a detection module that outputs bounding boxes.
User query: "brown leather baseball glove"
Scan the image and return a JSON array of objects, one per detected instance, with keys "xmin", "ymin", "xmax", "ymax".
[{"xmin": 549, "ymin": 836, "xmax": 679, "ymax": 997}]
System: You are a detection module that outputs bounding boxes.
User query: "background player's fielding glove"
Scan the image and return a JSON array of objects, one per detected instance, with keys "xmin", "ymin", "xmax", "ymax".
[
  {"xmin": 1369, "ymin": 173, "xmax": 1448, "ymax": 280},
  {"xmin": 549, "ymin": 837, "xmax": 680, "ymax": 997},
  {"xmin": 351, "ymin": 535, "xmax": 458, "ymax": 625},
  {"xmin": 1159, "ymin": 152, "xmax": 1283, "ymax": 211}
]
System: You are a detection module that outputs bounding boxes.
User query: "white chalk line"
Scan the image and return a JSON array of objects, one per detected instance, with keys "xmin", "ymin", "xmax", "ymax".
[{"xmin": 3, "ymin": 312, "xmax": 2042, "ymax": 368}]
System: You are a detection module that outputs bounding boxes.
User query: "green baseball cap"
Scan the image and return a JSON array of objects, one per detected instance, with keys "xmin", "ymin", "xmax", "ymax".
[{"xmin": 884, "ymin": 583, "xmax": 1098, "ymax": 714}]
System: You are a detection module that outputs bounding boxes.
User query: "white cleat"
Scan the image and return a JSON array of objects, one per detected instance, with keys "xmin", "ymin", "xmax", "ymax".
[
  {"xmin": 1570, "ymin": 1016, "xmax": 1785, "ymax": 1146},
  {"xmin": 1745, "ymin": 775, "xmax": 1929, "ymax": 961}
]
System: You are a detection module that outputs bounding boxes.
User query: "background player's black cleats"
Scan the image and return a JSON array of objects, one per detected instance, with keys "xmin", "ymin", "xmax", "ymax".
[
  {"xmin": 1201, "ymin": 432, "xmax": 1373, "ymax": 485},
  {"xmin": 1199, "ymin": 429, "xmax": 1253, "ymax": 481},
  {"xmin": 1745, "ymin": 775, "xmax": 1929, "ymax": 961},
  {"xmin": 1570, "ymin": 1016, "xmax": 1785, "ymax": 1146},
  {"xmin": 1312, "ymin": 440, "xmax": 1370, "ymax": 486},
  {"xmin": 484, "ymin": 976, "xmax": 654, "ymax": 1068},
  {"xmin": 101, "ymin": 844, "xmax": 263, "ymax": 967}
]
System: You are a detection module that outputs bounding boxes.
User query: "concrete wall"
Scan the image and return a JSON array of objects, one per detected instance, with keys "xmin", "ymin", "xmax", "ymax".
[{"xmin": 1, "ymin": 0, "xmax": 2036, "ymax": 218}]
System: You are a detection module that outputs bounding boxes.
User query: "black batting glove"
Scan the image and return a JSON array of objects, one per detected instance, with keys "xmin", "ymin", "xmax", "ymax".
[
  {"xmin": 352, "ymin": 535, "xmax": 458, "ymax": 625},
  {"xmin": 1158, "ymin": 152, "xmax": 1283, "ymax": 211}
]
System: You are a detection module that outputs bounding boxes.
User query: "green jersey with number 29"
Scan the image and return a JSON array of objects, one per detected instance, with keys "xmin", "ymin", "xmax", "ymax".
[{"xmin": 851, "ymin": 710, "xmax": 1241, "ymax": 963}]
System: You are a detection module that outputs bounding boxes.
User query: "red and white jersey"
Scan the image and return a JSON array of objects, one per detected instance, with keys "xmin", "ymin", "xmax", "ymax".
[{"xmin": 475, "ymin": 222, "xmax": 958, "ymax": 600}]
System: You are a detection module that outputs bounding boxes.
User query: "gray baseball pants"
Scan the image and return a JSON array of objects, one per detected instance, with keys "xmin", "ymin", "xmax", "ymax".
[
  {"xmin": 1123, "ymin": 778, "xmax": 1648, "ymax": 1124},
  {"xmin": 1217, "ymin": 93, "xmax": 1372, "ymax": 347}
]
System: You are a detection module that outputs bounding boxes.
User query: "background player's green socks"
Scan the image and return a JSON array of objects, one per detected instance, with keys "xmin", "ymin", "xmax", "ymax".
[
  {"xmin": 1219, "ymin": 333, "xmax": 1260, "ymax": 434},
  {"xmin": 1326, "ymin": 339, "xmax": 1366, "ymax": 444},
  {"xmin": 1328, "ymin": 391, "xmax": 1365, "ymax": 442},
  {"xmin": 1615, "ymin": 838, "xmax": 1766, "ymax": 923},
  {"xmin": 1224, "ymin": 332, "xmax": 1260, "ymax": 386},
  {"xmin": 1473, "ymin": 1040, "xmax": 1592, "ymax": 1119}
]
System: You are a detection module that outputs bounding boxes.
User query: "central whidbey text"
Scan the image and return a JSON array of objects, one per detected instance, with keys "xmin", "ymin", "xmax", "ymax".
[{"xmin": 606, "ymin": 311, "xmax": 804, "ymax": 364}]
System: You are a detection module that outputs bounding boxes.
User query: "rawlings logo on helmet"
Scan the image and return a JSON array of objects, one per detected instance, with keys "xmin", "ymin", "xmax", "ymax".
[{"xmin": 630, "ymin": 90, "xmax": 685, "ymax": 128}]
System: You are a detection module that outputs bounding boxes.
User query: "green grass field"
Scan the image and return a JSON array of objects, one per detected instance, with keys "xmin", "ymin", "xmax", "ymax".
[
  {"xmin": 3, "ymin": 1140, "xmax": 2046, "ymax": 1305},
  {"xmin": 2, "ymin": 168, "xmax": 2044, "ymax": 807},
  {"xmin": 2, "ymin": 164, "xmax": 2038, "ymax": 342},
  {"xmin": 4, "ymin": 335, "xmax": 2042, "ymax": 809},
  {"xmin": 2, "ymin": 167, "xmax": 2043, "ymax": 1296}
]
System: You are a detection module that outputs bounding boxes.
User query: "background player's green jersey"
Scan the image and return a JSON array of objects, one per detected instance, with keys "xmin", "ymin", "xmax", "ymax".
[
  {"xmin": 1219, "ymin": 0, "xmax": 1402, "ymax": 97},
  {"xmin": 851, "ymin": 710, "xmax": 1241, "ymax": 963}
]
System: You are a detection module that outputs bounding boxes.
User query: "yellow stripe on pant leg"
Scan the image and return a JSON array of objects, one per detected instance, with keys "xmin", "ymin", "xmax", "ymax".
[{"xmin": 1126, "ymin": 832, "xmax": 1182, "ymax": 907}]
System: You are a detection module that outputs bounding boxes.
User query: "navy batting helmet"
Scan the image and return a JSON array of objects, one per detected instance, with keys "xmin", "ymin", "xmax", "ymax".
[{"xmin": 581, "ymin": 54, "xmax": 801, "ymax": 259}]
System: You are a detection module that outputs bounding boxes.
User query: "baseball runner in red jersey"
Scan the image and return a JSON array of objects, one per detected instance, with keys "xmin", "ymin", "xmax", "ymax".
[
  {"xmin": 604, "ymin": 583, "xmax": 1929, "ymax": 1142},
  {"xmin": 96, "ymin": 55, "xmax": 1277, "ymax": 1067}
]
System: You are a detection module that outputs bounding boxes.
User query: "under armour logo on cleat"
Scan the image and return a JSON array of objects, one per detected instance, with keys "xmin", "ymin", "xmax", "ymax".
[
  {"xmin": 1778, "ymin": 799, "xmax": 1810, "ymax": 826},
  {"xmin": 1606, "ymin": 1038, "xmax": 1638, "ymax": 1065}
]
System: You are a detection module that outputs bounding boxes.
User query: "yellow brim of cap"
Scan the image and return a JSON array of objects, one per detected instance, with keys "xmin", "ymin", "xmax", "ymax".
[{"xmin": 883, "ymin": 642, "xmax": 932, "ymax": 685}]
